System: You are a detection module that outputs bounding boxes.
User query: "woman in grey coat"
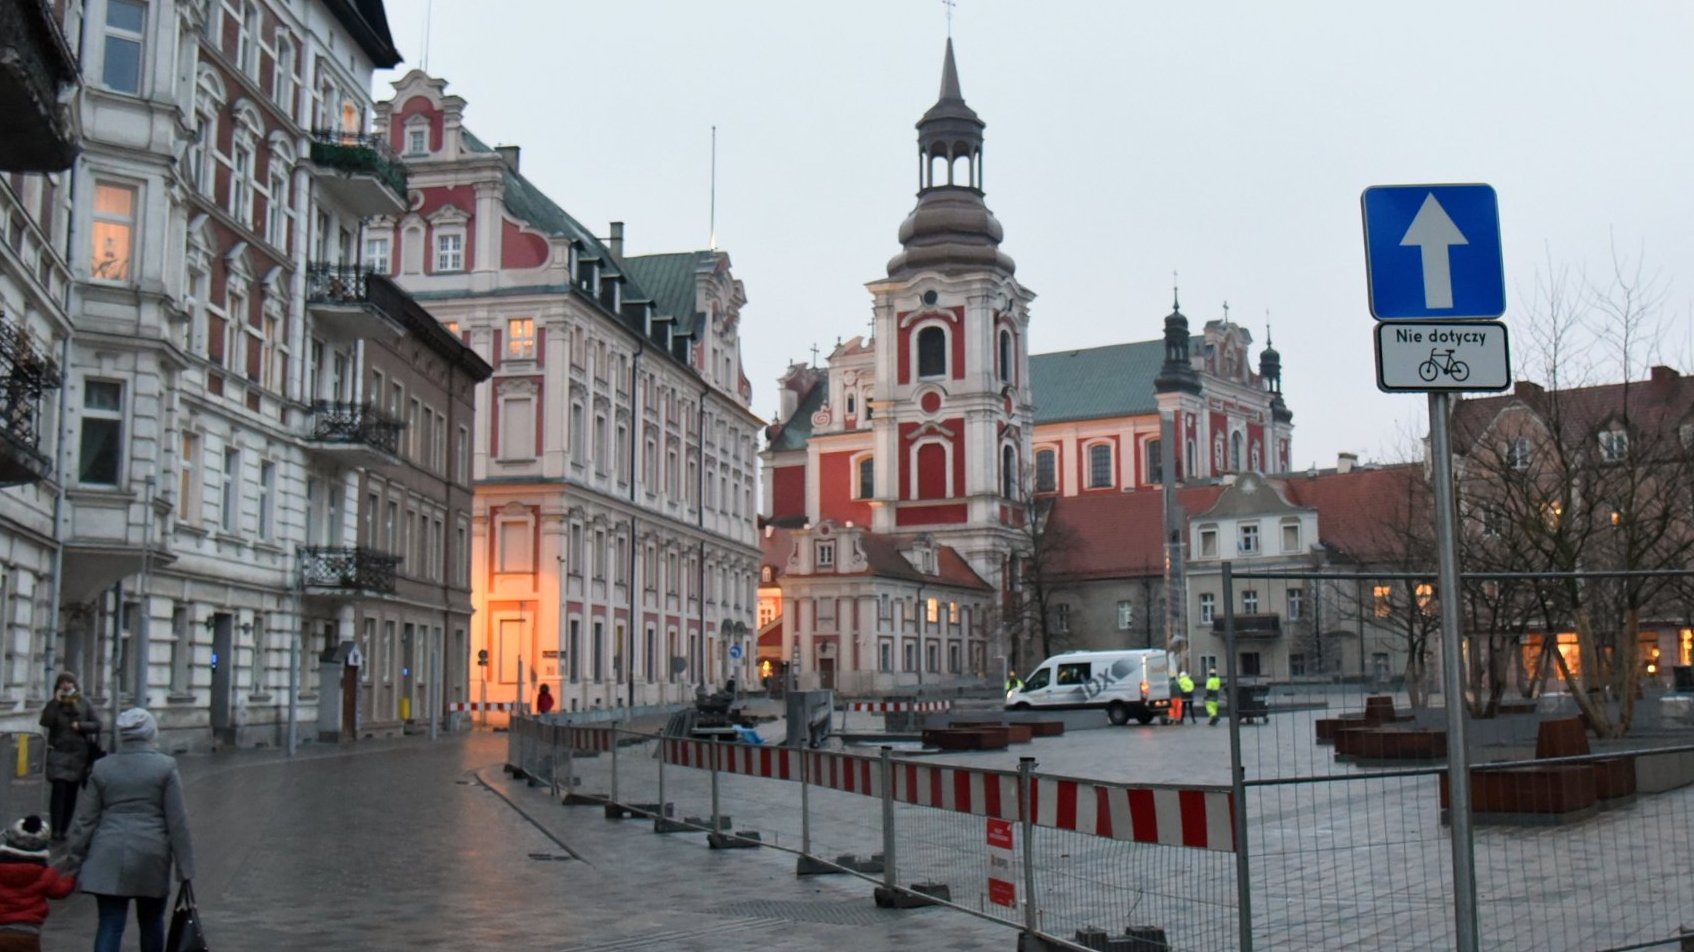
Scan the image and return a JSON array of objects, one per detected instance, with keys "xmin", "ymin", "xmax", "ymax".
[
  {"xmin": 65, "ymin": 709, "xmax": 194, "ymax": 952},
  {"xmin": 38, "ymin": 673, "xmax": 99, "ymax": 840}
]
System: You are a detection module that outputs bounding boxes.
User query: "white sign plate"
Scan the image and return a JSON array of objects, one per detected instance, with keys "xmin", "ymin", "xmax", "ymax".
[{"xmin": 1374, "ymin": 320, "xmax": 1511, "ymax": 393}]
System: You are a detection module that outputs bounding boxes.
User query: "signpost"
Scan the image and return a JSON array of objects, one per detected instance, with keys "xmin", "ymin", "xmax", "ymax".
[{"xmin": 1362, "ymin": 183, "xmax": 1508, "ymax": 952}]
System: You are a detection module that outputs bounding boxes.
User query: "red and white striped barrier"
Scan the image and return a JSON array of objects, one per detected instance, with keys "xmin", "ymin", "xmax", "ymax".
[
  {"xmin": 655, "ymin": 734, "xmax": 1236, "ymax": 852},
  {"xmin": 449, "ymin": 702, "xmax": 515, "ymax": 712},
  {"xmin": 1030, "ymin": 777, "xmax": 1235, "ymax": 852},
  {"xmin": 847, "ymin": 700, "xmax": 952, "ymax": 713},
  {"xmin": 558, "ymin": 725, "xmax": 612, "ymax": 753}
]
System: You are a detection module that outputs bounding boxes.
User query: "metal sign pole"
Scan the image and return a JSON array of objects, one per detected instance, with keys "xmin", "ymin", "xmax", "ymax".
[
  {"xmin": 1223, "ymin": 562, "xmax": 1253, "ymax": 952},
  {"xmin": 1428, "ymin": 392, "xmax": 1479, "ymax": 952}
]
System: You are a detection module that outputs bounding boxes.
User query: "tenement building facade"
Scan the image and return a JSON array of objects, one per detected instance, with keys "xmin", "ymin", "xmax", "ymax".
[{"xmin": 376, "ymin": 70, "xmax": 762, "ymax": 715}]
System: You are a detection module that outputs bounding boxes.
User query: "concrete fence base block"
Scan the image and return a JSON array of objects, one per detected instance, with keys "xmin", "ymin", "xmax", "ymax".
[
  {"xmin": 681, "ymin": 815, "xmax": 732, "ymax": 832},
  {"xmin": 1072, "ymin": 928, "xmax": 1112, "ymax": 950},
  {"xmin": 1678, "ymin": 925, "xmax": 1694, "ymax": 952},
  {"xmin": 653, "ymin": 816, "xmax": 693, "ymax": 834},
  {"xmin": 873, "ymin": 882, "xmax": 950, "ymax": 908},
  {"xmin": 706, "ymin": 830, "xmax": 762, "ymax": 850},
  {"xmin": 1118, "ymin": 924, "xmax": 1170, "ymax": 950},
  {"xmin": 1018, "ymin": 932, "xmax": 1069, "ymax": 951},
  {"xmin": 562, "ymin": 792, "xmax": 608, "ymax": 807},
  {"xmin": 795, "ymin": 852, "xmax": 885, "ymax": 877}
]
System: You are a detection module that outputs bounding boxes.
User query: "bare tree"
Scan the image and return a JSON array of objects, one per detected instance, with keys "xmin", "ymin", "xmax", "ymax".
[{"xmin": 1006, "ymin": 473, "xmax": 1079, "ymax": 667}]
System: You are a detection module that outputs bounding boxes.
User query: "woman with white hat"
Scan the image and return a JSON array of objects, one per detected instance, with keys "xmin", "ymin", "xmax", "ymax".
[{"xmin": 63, "ymin": 709, "xmax": 195, "ymax": 952}]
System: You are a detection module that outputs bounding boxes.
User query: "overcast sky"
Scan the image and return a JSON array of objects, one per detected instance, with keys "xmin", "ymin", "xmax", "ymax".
[{"xmin": 373, "ymin": 1, "xmax": 1694, "ymax": 469}]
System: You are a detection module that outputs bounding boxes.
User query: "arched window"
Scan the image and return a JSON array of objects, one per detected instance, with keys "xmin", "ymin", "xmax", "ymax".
[
  {"xmin": 856, "ymin": 456, "xmax": 874, "ymax": 500},
  {"xmin": 1001, "ymin": 445, "xmax": 1017, "ymax": 498},
  {"xmin": 1035, "ymin": 448, "xmax": 1057, "ymax": 493},
  {"xmin": 915, "ymin": 442, "xmax": 948, "ymax": 499},
  {"xmin": 1231, "ymin": 432, "xmax": 1244, "ymax": 472},
  {"xmin": 1087, "ymin": 444, "xmax": 1113, "ymax": 489},
  {"xmin": 917, "ymin": 326, "xmax": 946, "ymax": 378},
  {"xmin": 1146, "ymin": 439, "xmax": 1162, "ymax": 484},
  {"xmin": 998, "ymin": 329, "xmax": 1012, "ymax": 382}
]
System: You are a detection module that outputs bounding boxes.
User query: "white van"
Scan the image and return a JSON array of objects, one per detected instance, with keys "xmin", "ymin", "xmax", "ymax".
[{"xmin": 1005, "ymin": 649, "xmax": 1175, "ymax": 725}]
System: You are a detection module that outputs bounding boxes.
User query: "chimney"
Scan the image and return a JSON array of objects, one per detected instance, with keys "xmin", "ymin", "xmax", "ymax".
[
  {"xmin": 1514, "ymin": 380, "xmax": 1544, "ymax": 399},
  {"xmin": 1336, "ymin": 452, "xmax": 1358, "ymax": 475},
  {"xmin": 608, "ymin": 221, "xmax": 624, "ymax": 258},
  {"xmin": 494, "ymin": 144, "xmax": 520, "ymax": 172}
]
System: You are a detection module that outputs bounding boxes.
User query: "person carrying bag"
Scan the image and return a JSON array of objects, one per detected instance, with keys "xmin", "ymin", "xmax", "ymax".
[
  {"xmin": 64, "ymin": 709, "xmax": 197, "ymax": 952},
  {"xmin": 165, "ymin": 882, "xmax": 207, "ymax": 952}
]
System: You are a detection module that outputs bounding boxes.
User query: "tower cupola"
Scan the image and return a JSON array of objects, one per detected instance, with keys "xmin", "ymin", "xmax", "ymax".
[
  {"xmin": 887, "ymin": 39, "xmax": 1014, "ymax": 278},
  {"xmin": 1260, "ymin": 327, "xmax": 1292, "ymax": 422},
  {"xmin": 1153, "ymin": 294, "xmax": 1201, "ymax": 394}
]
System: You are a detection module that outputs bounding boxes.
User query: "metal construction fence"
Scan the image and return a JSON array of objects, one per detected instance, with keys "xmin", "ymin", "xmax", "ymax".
[
  {"xmin": 0, "ymin": 732, "xmax": 50, "ymax": 826},
  {"xmin": 508, "ymin": 717, "xmax": 1241, "ymax": 951},
  {"xmin": 1224, "ymin": 564, "xmax": 1694, "ymax": 952}
]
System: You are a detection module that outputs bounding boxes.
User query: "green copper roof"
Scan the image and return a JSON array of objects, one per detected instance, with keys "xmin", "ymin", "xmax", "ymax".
[
  {"xmin": 622, "ymin": 252, "xmax": 713, "ymax": 338},
  {"xmin": 1029, "ymin": 338, "xmax": 1200, "ymax": 424},
  {"xmin": 770, "ymin": 372, "xmax": 828, "ymax": 452},
  {"xmin": 461, "ymin": 129, "xmax": 621, "ymax": 277}
]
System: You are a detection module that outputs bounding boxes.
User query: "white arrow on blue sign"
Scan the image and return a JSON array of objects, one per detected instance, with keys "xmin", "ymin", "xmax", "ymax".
[{"xmin": 1362, "ymin": 184, "xmax": 1505, "ymax": 320}]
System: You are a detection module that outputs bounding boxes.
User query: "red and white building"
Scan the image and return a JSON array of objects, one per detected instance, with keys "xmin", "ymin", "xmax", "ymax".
[{"xmin": 376, "ymin": 71, "xmax": 763, "ymax": 715}]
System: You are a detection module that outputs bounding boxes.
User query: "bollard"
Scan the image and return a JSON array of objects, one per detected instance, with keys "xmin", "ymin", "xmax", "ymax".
[
  {"xmin": 610, "ymin": 723, "xmax": 621, "ymax": 806},
  {"xmin": 881, "ymin": 746, "xmax": 896, "ymax": 890},
  {"xmin": 709, "ymin": 738, "xmax": 722, "ymax": 828},
  {"xmin": 1019, "ymin": 756, "xmax": 1038, "ymax": 936},
  {"xmin": 800, "ymin": 747, "xmax": 812, "ymax": 856}
]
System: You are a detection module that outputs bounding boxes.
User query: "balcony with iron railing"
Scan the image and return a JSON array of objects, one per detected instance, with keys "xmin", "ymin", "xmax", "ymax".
[
  {"xmin": 0, "ymin": 314, "xmax": 61, "ymax": 485},
  {"xmin": 306, "ymin": 129, "xmax": 408, "ymax": 217},
  {"xmin": 299, "ymin": 545, "xmax": 401, "ymax": 595},
  {"xmin": 0, "ymin": 0, "xmax": 80, "ymax": 172},
  {"xmin": 304, "ymin": 264, "xmax": 404, "ymax": 340},
  {"xmin": 305, "ymin": 399, "xmax": 405, "ymax": 464},
  {"xmin": 1211, "ymin": 613, "xmax": 1283, "ymax": 639}
]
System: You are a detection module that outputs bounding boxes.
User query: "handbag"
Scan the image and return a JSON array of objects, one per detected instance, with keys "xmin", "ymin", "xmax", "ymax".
[{"xmin": 166, "ymin": 881, "xmax": 209, "ymax": 952}]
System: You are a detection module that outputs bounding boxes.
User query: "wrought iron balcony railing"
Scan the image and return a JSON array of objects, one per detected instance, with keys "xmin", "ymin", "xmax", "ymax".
[
  {"xmin": 0, "ymin": 314, "xmax": 61, "ymax": 484},
  {"xmin": 307, "ymin": 129, "xmax": 407, "ymax": 199},
  {"xmin": 309, "ymin": 400, "xmax": 405, "ymax": 457},
  {"xmin": 299, "ymin": 545, "xmax": 401, "ymax": 594},
  {"xmin": 1210, "ymin": 613, "xmax": 1283, "ymax": 639},
  {"xmin": 305, "ymin": 263, "xmax": 372, "ymax": 307}
]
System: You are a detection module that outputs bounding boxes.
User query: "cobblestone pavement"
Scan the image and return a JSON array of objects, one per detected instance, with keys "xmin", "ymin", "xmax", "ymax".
[{"xmin": 39, "ymin": 732, "xmax": 1022, "ymax": 951}]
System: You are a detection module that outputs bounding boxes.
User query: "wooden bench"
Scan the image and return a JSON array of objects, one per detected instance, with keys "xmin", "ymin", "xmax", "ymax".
[
  {"xmin": 921, "ymin": 727, "xmax": 1010, "ymax": 751},
  {"xmin": 1334, "ymin": 726, "xmax": 1447, "ymax": 762},
  {"xmin": 952, "ymin": 721, "xmax": 1034, "ymax": 743},
  {"xmin": 1316, "ymin": 695, "xmax": 1413, "ymax": 744}
]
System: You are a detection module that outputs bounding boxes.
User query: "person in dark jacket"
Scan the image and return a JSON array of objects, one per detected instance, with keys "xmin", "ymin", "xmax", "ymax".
[
  {"xmin": 38, "ymin": 674, "xmax": 98, "ymax": 842},
  {"xmin": 0, "ymin": 815, "xmax": 76, "ymax": 951},
  {"xmin": 65, "ymin": 709, "xmax": 194, "ymax": 952},
  {"xmin": 536, "ymin": 684, "xmax": 555, "ymax": 714}
]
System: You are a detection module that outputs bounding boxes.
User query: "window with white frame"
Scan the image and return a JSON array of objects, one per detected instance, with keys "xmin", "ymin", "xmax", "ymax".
[
  {"xmin": 815, "ymin": 541, "xmax": 834, "ymax": 568},
  {"xmin": 1281, "ymin": 521, "xmax": 1300, "ymax": 553},
  {"xmin": 220, "ymin": 447, "xmax": 241, "ymax": 530},
  {"xmin": 1243, "ymin": 589, "xmax": 1259, "ymax": 613},
  {"xmin": 364, "ymin": 235, "xmax": 390, "ymax": 275},
  {"xmin": 1052, "ymin": 603, "xmax": 1071, "ymax": 634},
  {"xmin": 178, "ymin": 432, "xmax": 201, "ymax": 524},
  {"xmin": 271, "ymin": 34, "xmax": 295, "ymax": 110},
  {"xmin": 855, "ymin": 455, "xmax": 874, "ymax": 500},
  {"xmin": 1238, "ymin": 522, "xmax": 1260, "ymax": 555},
  {"xmin": 435, "ymin": 232, "xmax": 464, "ymax": 272},
  {"xmin": 1506, "ymin": 437, "xmax": 1531, "ymax": 470},
  {"xmin": 1199, "ymin": 592, "xmax": 1215, "ymax": 624},
  {"xmin": 497, "ymin": 518, "xmax": 532, "ymax": 573},
  {"xmin": 78, "ymin": 381, "xmax": 125, "ymax": 485},
  {"xmin": 1117, "ymin": 600, "xmax": 1134, "ymax": 630},
  {"xmin": 506, "ymin": 317, "xmax": 535, "ymax": 359},
  {"xmin": 1035, "ymin": 448, "xmax": 1056, "ymax": 493},
  {"xmin": 1199, "ymin": 525, "xmax": 1218, "ymax": 558},
  {"xmin": 916, "ymin": 325, "xmax": 946, "ymax": 378},
  {"xmin": 102, "ymin": 0, "xmax": 145, "ymax": 94},
  {"xmin": 90, "ymin": 182, "xmax": 138, "ymax": 282},
  {"xmin": 404, "ymin": 115, "xmax": 430, "ymax": 156},
  {"xmin": 499, "ymin": 395, "xmax": 535, "ymax": 459},
  {"xmin": 237, "ymin": 2, "xmax": 259, "ymax": 74},
  {"xmin": 265, "ymin": 165, "xmax": 289, "ymax": 248},
  {"xmin": 1087, "ymin": 443, "xmax": 1112, "ymax": 489},
  {"xmin": 1286, "ymin": 588, "xmax": 1303, "ymax": 620},
  {"xmin": 1599, "ymin": 428, "xmax": 1628, "ymax": 463},
  {"xmin": 257, "ymin": 460, "xmax": 275, "ymax": 540},
  {"xmin": 229, "ymin": 110, "xmax": 260, "ymax": 227}
]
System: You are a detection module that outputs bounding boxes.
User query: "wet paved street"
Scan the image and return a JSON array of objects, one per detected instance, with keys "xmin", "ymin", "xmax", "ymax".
[{"xmin": 43, "ymin": 732, "xmax": 1016, "ymax": 951}]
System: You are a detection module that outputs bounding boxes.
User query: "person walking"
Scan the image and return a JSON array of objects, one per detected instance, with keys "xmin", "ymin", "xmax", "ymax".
[
  {"xmin": 0, "ymin": 815, "xmax": 77, "ymax": 951},
  {"xmin": 1205, "ymin": 668, "xmax": 1223, "ymax": 726},
  {"xmin": 1177, "ymin": 671, "xmax": 1197, "ymax": 724},
  {"xmin": 64, "ymin": 709, "xmax": 194, "ymax": 952},
  {"xmin": 535, "ymin": 684, "xmax": 555, "ymax": 715},
  {"xmin": 38, "ymin": 675, "xmax": 99, "ymax": 843}
]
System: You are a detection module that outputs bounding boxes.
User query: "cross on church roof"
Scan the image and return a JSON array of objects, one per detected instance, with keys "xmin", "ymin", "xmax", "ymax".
[{"xmin": 943, "ymin": 0, "xmax": 956, "ymax": 37}]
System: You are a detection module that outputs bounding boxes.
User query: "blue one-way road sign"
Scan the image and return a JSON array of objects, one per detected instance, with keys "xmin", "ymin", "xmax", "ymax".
[{"xmin": 1362, "ymin": 184, "xmax": 1505, "ymax": 320}]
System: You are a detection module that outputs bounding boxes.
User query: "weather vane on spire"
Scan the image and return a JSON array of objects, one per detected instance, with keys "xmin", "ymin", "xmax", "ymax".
[
  {"xmin": 1172, "ymin": 270, "xmax": 1181, "ymax": 311},
  {"xmin": 943, "ymin": 0, "xmax": 956, "ymax": 37}
]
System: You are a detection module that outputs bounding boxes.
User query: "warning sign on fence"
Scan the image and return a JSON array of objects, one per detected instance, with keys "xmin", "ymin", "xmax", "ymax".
[{"xmin": 986, "ymin": 817, "xmax": 1016, "ymax": 908}]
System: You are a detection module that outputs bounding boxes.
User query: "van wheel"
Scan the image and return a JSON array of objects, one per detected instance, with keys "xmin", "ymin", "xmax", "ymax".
[
  {"xmin": 1107, "ymin": 703, "xmax": 1130, "ymax": 726},
  {"xmin": 1012, "ymin": 702, "xmax": 1031, "ymax": 711},
  {"xmin": 1135, "ymin": 712, "xmax": 1154, "ymax": 725}
]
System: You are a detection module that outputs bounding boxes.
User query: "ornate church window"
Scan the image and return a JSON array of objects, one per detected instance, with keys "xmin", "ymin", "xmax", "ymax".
[{"xmin": 917, "ymin": 326, "xmax": 946, "ymax": 378}]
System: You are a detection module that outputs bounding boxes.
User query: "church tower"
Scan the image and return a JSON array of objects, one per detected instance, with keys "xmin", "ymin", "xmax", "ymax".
[{"xmin": 865, "ymin": 39, "xmax": 1035, "ymax": 592}]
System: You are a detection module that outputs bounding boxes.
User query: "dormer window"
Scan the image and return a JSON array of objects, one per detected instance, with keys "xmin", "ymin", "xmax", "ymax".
[
  {"xmin": 434, "ymin": 232, "xmax": 463, "ymax": 272},
  {"xmin": 1599, "ymin": 428, "xmax": 1628, "ymax": 463},
  {"xmin": 815, "ymin": 542, "xmax": 835, "ymax": 568},
  {"xmin": 1506, "ymin": 437, "xmax": 1531, "ymax": 470},
  {"xmin": 407, "ymin": 128, "xmax": 426, "ymax": 156}
]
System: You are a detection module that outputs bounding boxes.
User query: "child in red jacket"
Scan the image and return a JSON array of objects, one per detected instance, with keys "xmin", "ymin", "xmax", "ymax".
[{"xmin": 0, "ymin": 816, "xmax": 75, "ymax": 951}]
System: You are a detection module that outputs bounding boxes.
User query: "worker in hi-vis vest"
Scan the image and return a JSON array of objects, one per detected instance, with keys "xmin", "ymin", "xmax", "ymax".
[
  {"xmin": 1205, "ymin": 669, "xmax": 1222, "ymax": 726},
  {"xmin": 1176, "ymin": 671, "xmax": 1197, "ymax": 723}
]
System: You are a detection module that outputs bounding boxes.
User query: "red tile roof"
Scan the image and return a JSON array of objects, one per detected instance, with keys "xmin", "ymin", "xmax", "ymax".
[
  {"xmin": 1047, "ymin": 486, "xmax": 1225, "ymax": 580},
  {"xmin": 1281, "ymin": 464, "xmax": 1427, "ymax": 563},
  {"xmin": 758, "ymin": 525, "xmax": 992, "ymax": 591},
  {"xmin": 1451, "ymin": 366, "xmax": 1694, "ymax": 452}
]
